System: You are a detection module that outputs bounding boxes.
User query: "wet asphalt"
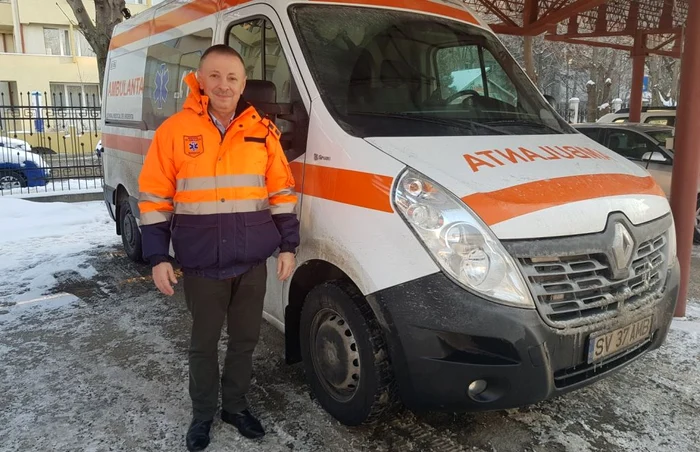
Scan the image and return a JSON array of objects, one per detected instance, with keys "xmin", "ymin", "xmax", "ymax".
[{"xmin": 1, "ymin": 245, "xmax": 699, "ymax": 452}]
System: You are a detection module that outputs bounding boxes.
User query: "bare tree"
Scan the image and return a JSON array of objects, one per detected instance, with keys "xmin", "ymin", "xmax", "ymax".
[{"xmin": 65, "ymin": 0, "xmax": 127, "ymax": 90}]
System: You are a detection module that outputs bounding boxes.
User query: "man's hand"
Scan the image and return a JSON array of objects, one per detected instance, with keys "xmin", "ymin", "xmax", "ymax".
[
  {"xmin": 153, "ymin": 262, "xmax": 178, "ymax": 296},
  {"xmin": 277, "ymin": 252, "xmax": 295, "ymax": 281}
]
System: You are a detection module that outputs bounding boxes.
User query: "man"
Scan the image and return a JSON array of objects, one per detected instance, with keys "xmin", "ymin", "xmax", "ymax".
[{"xmin": 137, "ymin": 44, "xmax": 299, "ymax": 451}]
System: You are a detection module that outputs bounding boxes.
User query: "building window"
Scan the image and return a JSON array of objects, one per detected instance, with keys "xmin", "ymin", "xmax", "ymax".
[
  {"xmin": 0, "ymin": 33, "xmax": 15, "ymax": 53},
  {"xmin": 0, "ymin": 81, "xmax": 19, "ymax": 107},
  {"xmin": 44, "ymin": 28, "xmax": 72, "ymax": 56},
  {"xmin": 74, "ymin": 31, "xmax": 96, "ymax": 57},
  {"xmin": 50, "ymin": 83, "xmax": 101, "ymax": 107}
]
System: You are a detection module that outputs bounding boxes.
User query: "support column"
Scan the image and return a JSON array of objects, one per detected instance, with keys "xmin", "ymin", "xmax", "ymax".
[
  {"xmin": 629, "ymin": 33, "xmax": 646, "ymax": 123},
  {"xmin": 524, "ymin": 36, "xmax": 536, "ymax": 81},
  {"xmin": 9, "ymin": 0, "xmax": 22, "ymax": 53},
  {"xmin": 669, "ymin": 1, "xmax": 700, "ymax": 318}
]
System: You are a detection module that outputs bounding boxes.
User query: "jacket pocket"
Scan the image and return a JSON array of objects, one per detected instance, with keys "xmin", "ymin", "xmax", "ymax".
[
  {"xmin": 242, "ymin": 210, "xmax": 281, "ymax": 263},
  {"xmin": 171, "ymin": 215, "xmax": 218, "ymax": 269}
]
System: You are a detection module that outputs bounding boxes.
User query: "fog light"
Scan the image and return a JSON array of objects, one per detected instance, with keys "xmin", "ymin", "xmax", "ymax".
[{"xmin": 468, "ymin": 379, "xmax": 488, "ymax": 398}]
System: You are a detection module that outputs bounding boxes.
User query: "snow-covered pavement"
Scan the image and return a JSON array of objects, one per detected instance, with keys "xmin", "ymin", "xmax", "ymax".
[
  {"xmin": 0, "ymin": 199, "xmax": 699, "ymax": 452},
  {"xmin": 0, "ymin": 197, "xmax": 119, "ymax": 306}
]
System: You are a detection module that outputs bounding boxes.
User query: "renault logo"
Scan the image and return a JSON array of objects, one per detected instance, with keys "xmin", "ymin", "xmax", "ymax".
[{"xmin": 611, "ymin": 223, "xmax": 635, "ymax": 273}]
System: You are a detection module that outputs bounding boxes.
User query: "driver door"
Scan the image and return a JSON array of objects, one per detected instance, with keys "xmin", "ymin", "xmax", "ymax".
[{"xmin": 222, "ymin": 4, "xmax": 310, "ymax": 328}]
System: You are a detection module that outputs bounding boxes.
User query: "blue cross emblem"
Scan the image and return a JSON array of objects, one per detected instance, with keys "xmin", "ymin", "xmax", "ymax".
[
  {"xmin": 189, "ymin": 142, "xmax": 199, "ymax": 152},
  {"xmin": 154, "ymin": 63, "xmax": 169, "ymax": 110}
]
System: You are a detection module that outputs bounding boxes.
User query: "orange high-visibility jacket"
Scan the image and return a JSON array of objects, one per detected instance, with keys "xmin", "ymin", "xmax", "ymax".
[{"xmin": 138, "ymin": 72, "xmax": 299, "ymax": 279}]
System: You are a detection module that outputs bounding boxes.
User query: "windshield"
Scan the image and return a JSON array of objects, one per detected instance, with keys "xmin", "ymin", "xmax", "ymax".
[
  {"xmin": 288, "ymin": 5, "xmax": 575, "ymax": 137},
  {"xmin": 646, "ymin": 130, "xmax": 674, "ymax": 148}
]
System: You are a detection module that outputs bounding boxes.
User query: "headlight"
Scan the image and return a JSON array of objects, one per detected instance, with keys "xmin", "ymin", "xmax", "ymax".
[
  {"xmin": 667, "ymin": 218, "xmax": 677, "ymax": 264},
  {"xmin": 393, "ymin": 168, "xmax": 534, "ymax": 308}
]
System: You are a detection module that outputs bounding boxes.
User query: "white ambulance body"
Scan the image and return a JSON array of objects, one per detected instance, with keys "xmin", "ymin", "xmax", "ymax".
[{"xmin": 101, "ymin": 0, "xmax": 680, "ymax": 426}]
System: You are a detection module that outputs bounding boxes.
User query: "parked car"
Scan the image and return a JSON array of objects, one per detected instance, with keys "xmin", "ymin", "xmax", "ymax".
[
  {"xmin": 574, "ymin": 123, "xmax": 699, "ymax": 242},
  {"xmin": 0, "ymin": 145, "xmax": 51, "ymax": 190},
  {"xmin": 597, "ymin": 106, "xmax": 676, "ymax": 127}
]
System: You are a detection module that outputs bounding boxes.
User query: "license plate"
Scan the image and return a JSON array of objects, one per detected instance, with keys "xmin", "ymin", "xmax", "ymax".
[{"xmin": 587, "ymin": 316, "xmax": 653, "ymax": 364}]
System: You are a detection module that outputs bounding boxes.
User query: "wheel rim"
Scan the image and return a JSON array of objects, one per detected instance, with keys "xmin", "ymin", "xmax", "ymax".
[
  {"xmin": 0, "ymin": 175, "xmax": 21, "ymax": 190},
  {"xmin": 695, "ymin": 205, "xmax": 700, "ymax": 236},
  {"xmin": 309, "ymin": 308, "xmax": 361, "ymax": 403},
  {"xmin": 123, "ymin": 210, "xmax": 137, "ymax": 250}
]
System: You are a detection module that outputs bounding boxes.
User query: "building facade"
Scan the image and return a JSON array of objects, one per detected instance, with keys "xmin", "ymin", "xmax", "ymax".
[{"xmin": 0, "ymin": 0, "xmax": 156, "ymax": 108}]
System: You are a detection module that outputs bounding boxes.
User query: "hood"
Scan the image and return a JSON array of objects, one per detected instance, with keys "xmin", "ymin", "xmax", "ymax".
[
  {"xmin": 183, "ymin": 72, "xmax": 208, "ymax": 115},
  {"xmin": 0, "ymin": 137, "xmax": 31, "ymax": 152},
  {"xmin": 1, "ymin": 145, "xmax": 48, "ymax": 169},
  {"xmin": 365, "ymin": 134, "xmax": 670, "ymax": 240}
]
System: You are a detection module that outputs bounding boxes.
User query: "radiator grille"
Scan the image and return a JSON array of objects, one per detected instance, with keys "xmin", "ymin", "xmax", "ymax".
[{"xmin": 519, "ymin": 233, "xmax": 667, "ymax": 328}]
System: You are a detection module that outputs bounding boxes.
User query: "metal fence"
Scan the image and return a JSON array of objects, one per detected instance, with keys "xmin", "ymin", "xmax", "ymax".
[{"xmin": 0, "ymin": 91, "xmax": 103, "ymax": 196}]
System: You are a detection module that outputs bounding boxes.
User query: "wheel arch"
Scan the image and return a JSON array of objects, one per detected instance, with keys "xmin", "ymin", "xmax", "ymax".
[
  {"xmin": 115, "ymin": 184, "xmax": 140, "ymax": 235},
  {"xmin": 285, "ymin": 259, "xmax": 388, "ymax": 365}
]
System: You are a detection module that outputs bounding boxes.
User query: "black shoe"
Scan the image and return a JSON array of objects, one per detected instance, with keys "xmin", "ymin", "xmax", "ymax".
[
  {"xmin": 186, "ymin": 418, "xmax": 213, "ymax": 451},
  {"xmin": 221, "ymin": 409, "xmax": 265, "ymax": 439}
]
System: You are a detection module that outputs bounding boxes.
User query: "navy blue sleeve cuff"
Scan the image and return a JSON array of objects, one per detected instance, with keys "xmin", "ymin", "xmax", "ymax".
[
  {"xmin": 272, "ymin": 212, "xmax": 300, "ymax": 254},
  {"xmin": 148, "ymin": 254, "xmax": 171, "ymax": 267}
]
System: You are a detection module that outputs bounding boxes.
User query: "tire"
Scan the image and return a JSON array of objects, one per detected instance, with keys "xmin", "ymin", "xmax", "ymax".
[
  {"xmin": 0, "ymin": 170, "xmax": 26, "ymax": 190},
  {"xmin": 119, "ymin": 198, "xmax": 143, "ymax": 263},
  {"xmin": 694, "ymin": 197, "xmax": 700, "ymax": 244},
  {"xmin": 300, "ymin": 281, "xmax": 399, "ymax": 426}
]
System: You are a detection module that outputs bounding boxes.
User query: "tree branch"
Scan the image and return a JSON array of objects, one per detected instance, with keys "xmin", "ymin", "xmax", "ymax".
[{"xmin": 65, "ymin": 0, "xmax": 98, "ymax": 42}]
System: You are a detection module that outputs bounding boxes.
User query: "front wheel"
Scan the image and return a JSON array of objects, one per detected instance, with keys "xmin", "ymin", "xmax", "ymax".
[
  {"xmin": 300, "ymin": 281, "xmax": 399, "ymax": 426},
  {"xmin": 0, "ymin": 170, "xmax": 26, "ymax": 191},
  {"xmin": 119, "ymin": 198, "xmax": 143, "ymax": 263}
]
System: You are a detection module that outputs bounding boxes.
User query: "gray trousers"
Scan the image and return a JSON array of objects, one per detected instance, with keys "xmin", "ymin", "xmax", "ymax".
[{"xmin": 183, "ymin": 263, "xmax": 267, "ymax": 420}]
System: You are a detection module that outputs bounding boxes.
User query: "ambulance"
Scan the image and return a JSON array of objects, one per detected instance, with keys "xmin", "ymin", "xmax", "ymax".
[{"xmin": 101, "ymin": 0, "xmax": 680, "ymax": 426}]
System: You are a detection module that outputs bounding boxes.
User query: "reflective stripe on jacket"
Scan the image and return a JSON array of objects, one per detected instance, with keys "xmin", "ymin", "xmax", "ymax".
[{"xmin": 137, "ymin": 72, "xmax": 300, "ymax": 279}]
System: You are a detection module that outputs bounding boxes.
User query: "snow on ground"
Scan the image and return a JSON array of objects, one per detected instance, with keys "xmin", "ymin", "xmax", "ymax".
[
  {"xmin": 692, "ymin": 245, "xmax": 700, "ymax": 259},
  {"xmin": 0, "ymin": 200, "xmax": 699, "ymax": 451},
  {"xmin": 0, "ymin": 197, "xmax": 119, "ymax": 306},
  {"xmin": 1, "ymin": 178, "xmax": 103, "ymax": 198}
]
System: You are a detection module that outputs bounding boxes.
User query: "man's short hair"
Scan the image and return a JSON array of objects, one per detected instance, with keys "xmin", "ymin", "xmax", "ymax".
[{"xmin": 198, "ymin": 44, "xmax": 245, "ymax": 69}]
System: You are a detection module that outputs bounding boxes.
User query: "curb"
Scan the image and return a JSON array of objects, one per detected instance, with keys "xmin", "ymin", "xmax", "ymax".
[{"xmin": 21, "ymin": 192, "xmax": 104, "ymax": 203}]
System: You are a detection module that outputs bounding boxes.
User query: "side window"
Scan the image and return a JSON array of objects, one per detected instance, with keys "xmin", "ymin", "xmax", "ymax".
[
  {"xmin": 613, "ymin": 117, "xmax": 628, "ymax": 123},
  {"xmin": 578, "ymin": 127, "xmax": 601, "ymax": 142},
  {"xmin": 143, "ymin": 28, "xmax": 213, "ymax": 130},
  {"xmin": 645, "ymin": 116, "xmax": 671, "ymax": 126},
  {"xmin": 264, "ymin": 21, "xmax": 292, "ymax": 104},
  {"xmin": 227, "ymin": 17, "xmax": 300, "ymax": 153},
  {"xmin": 436, "ymin": 45, "xmax": 517, "ymax": 107},
  {"xmin": 228, "ymin": 19, "xmax": 264, "ymax": 79},
  {"xmin": 605, "ymin": 130, "xmax": 652, "ymax": 160}
]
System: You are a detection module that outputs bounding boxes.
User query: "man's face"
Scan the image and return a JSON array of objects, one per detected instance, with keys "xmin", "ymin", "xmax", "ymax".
[{"xmin": 197, "ymin": 52, "xmax": 246, "ymax": 113}]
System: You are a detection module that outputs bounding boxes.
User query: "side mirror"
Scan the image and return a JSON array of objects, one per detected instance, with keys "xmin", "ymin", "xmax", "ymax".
[
  {"xmin": 543, "ymin": 94, "xmax": 557, "ymax": 108},
  {"xmin": 274, "ymin": 101, "xmax": 309, "ymax": 162},
  {"xmin": 642, "ymin": 151, "xmax": 668, "ymax": 163}
]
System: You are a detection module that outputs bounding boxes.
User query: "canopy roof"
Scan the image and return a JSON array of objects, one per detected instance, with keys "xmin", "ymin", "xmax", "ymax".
[{"xmin": 464, "ymin": 0, "xmax": 689, "ymax": 57}]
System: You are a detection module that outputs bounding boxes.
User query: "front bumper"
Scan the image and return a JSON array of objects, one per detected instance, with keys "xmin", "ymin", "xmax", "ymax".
[{"xmin": 366, "ymin": 261, "xmax": 680, "ymax": 413}]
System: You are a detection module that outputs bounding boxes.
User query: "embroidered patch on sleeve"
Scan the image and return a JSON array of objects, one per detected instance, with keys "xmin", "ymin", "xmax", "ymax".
[{"xmin": 183, "ymin": 135, "xmax": 204, "ymax": 157}]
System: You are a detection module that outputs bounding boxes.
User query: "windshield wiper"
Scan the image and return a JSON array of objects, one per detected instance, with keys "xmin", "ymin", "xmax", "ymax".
[
  {"xmin": 481, "ymin": 118, "xmax": 563, "ymax": 134},
  {"xmin": 349, "ymin": 112, "xmax": 511, "ymax": 135}
]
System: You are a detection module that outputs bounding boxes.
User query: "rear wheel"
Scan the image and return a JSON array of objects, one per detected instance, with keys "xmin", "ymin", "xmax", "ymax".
[
  {"xmin": 119, "ymin": 197, "xmax": 143, "ymax": 262},
  {"xmin": 694, "ymin": 197, "xmax": 700, "ymax": 244},
  {"xmin": 300, "ymin": 281, "xmax": 398, "ymax": 426},
  {"xmin": 0, "ymin": 170, "xmax": 26, "ymax": 191}
]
